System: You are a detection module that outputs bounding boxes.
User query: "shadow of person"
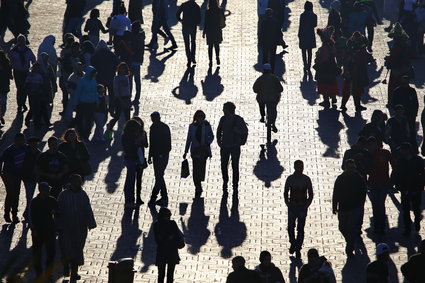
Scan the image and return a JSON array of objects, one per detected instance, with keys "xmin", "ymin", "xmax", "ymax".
[
  {"xmin": 341, "ymin": 245, "xmax": 371, "ymax": 283},
  {"xmin": 300, "ymin": 71, "xmax": 318, "ymax": 106},
  {"xmin": 139, "ymin": 206, "xmax": 159, "ymax": 273},
  {"xmin": 0, "ymin": 224, "xmax": 16, "ymax": 278},
  {"xmin": 201, "ymin": 67, "xmax": 224, "ymax": 101},
  {"xmin": 171, "ymin": 66, "xmax": 198, "ymax": 104},
  {"xmin": 180, "ymin": 197, "xmax": 210, "ymax": 255},
  {"xmin": 214, "ymin": 195, "xmax": 247, "ymax": 259},
  {"xmin": 274, "ymin": 51, "xmax": 287, "ymax": 81},
  {"xmin": 110, "ymin": 209, "xmax": 142, "ymax": 261},
  {"xmin": 316, "ymin": 108, "xmax": 344, "ymax": 158},
  {"xmin": 341, "ymin": 111, "xmax": 367, "ymax": 147},
  {"xmin": 104, "ymin": 135, "xmax": 125, "ymax": 193},
  {"xmin": 288, "ymin": 256, "xmax": 303, "ymax": 283},
  {"xmin": 144, "ymin": 49, "xmax": 177, "ymax": 83},
  {"xmin": 253, "ymin": 139, "xmax": 284, "ymax": 188},
  {"xmin": 412, "ymin": 57, "xmax": 425, "ymax": 89}
]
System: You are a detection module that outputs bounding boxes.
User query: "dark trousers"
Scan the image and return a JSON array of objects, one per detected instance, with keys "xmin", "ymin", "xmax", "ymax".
[
  {"xmin": 76, "ymin": 102, "xmax": 96, "ymax": 140},
  {"xmin": 59, "ymin": 75, "xmax": 69, "ymax": 111},
  {"xmin": 208, "ymin": 43, "xmax": 220, "ymax": 63},
  {"xmin": 157, "ymin": 262, "xmax": 176, "ymax": 283},
  {"xmin": 220, "ymin": 146, "xmax": 241, "ymax": 189},
  {"xmin": 32, "ymin": 229, "xmax": 56, "ymax": 276},
  {"xmin": 368, "ymin": 184, "xmax": 389, "ymax": 234},
  {"xmin": 192, "ymin": 157, "xmax": 207, "ymax": 191},
  {"xmin": 136, "ymin": 167, "xmax": 144, "ymax": 201},
  {"xmin": 338, "ymin": 207, "xmax": 364, "ymax": 253},
  {"xmin": 262, "ymin": 44, "xmax": 277, "ymax": 72},
  {"xmin": 182, "ymin": 25, "xmax": 197, "ymax": 62},
  {"xmin": 13, "ymin": 69, "xmax": 28, "ymax": 108},
  {"xmin": 124, "ymin": 159, "xmax": 137, "ymax": 204},
  {"xmin": 2, "ymin": 173, "xmax": 21, "ymax": 216},
  {"xmin": 130, "ymin": 64, "xmax": 141, "ymax": 101},
  {"xmin": 287, "ymin": 204, "xmax": 308, "ymax": 251},
  {"xmin": 258, "ymin": 101, "xmax": 278, "ymax": 125},
  {"xmin": 150, "ymin": 153, "xmax": 169, "ymax": 201},
  {"xmin": 301, "ymin": 48, "xmax": 312, "ymax": 69},
  {"xmin": 366, "ymin": 22, "xmax": 374, "ymax": 49},
  {"xmin": 401, "ymin": 190, "xmax": 422, "ymax": 231},
  {"xmin": 32, "ymin": 99, "xmax": 50, "ymax": 125},
  {"xmin": 107, "ymin": 97, "xmax": 131, "ymax": 130},
  {"xmin": 150, "ymin": 20, "xmax": 177, "ymax": 46}
]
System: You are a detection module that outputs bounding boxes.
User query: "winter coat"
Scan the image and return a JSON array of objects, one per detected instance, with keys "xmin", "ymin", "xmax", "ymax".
[
  {"xmin": 298, "ymin": 11, "xmax": 317, "ymax": 49},
  {"xmin": 253, "ymin": 73, "xmax": 283, "ymax": 103},
  {"xmin": 184, "ymin": 121, "xmax": 214, "ymax": 158}
]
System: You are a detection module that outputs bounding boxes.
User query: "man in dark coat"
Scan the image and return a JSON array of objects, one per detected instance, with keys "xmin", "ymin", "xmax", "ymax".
[
  {"xmin": 226, "ymin": 256, "xmax": 261, "ymax": 283},
  {"xmin": 176, "ymin": 0, "xmax": 201, "ymax": 68},
  {"xmin": 255, "ymin": 251, "xmax": 286, "ymax": 283},
  {"xmin": 259, "ymin": 8, "xmax": 281, "ymax": 72}
]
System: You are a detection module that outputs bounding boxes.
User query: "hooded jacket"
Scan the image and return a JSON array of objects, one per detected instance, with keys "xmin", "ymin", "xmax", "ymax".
[
  {"xmin": 72, "ymin": 66, "xmax": 99, "ymax": 106},
  {"xmin": 37, "ymin": 35, "xmax": 57, "ymax": 68},
  {"xmin": 91, "ymin": 40, "xmax": 119, "ymax": 85}
]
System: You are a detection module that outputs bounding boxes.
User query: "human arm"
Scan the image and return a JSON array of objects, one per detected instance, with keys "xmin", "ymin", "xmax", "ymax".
[
  {"xmin": 84, "ymin": 19, "xmax": 90, "ymax": 32},
  {"xmin": 283, "ymin": 176, "xmax": 290, "ymax": 205},
  {"xmin": 99, "ymin": 20, "xmax": 108, "ymax": 33},
  {"xmin": 206, "ymin": 123, "xmax": 214, "ymax": 145},
  {"xmin": 332, "ymin": 177, "xmax": 340, "ymax": 214},
  {"xmin": 183, "ymin": 125, "xmax": 192, "ymax": 158},
  {"xmin": 216, "ymin": 117, "xmax": 223, "ymax": 147},
  {"xmin": 306, "ymin": 176, "xmax": 314, "ymax": 206},
  {"xmin": 176, "ymin": 4, "xmax": 183, "ymax": 22}
]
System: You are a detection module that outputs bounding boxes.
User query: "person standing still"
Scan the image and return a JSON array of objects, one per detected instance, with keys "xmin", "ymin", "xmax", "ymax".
[
  {"xmin": 284, "ymin": 160, "xmax": 313, "ymax": 259},
  {"xmin": 176, "ymin": 0, "xmax": 201, "ymax": 68},
  {"xmin": 298, "ymin": 1, "xmax": 317, "ymax": 71},
  {"xmin": 216, "ymin": 102, "xmax": 248, "ymax": 195},
  {"xmin": 203, "ymin": 0, "xmax": 225, "ymax": 67},
  {"xmin": 148, "ymin": 112, "xmax": 172, "ymax": 207}
]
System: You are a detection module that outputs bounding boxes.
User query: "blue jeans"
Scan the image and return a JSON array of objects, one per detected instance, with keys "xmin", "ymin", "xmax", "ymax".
[
  {"xmin": 287, "ymin": 204, "xmax": 308, "ymax": 250},
  {"xmin": 150, "ymin": 153, "xmax": 169, "ymax": 201},
  {"xmin": 130, "ymin": 63, "xmax": 141, "ymax": 102},
  {"xmin": 368, "ymin": 184, "xmax": 389, "ymax": 234},
  {"xmin": 124, "ymin": 159, "xmax": 138, "ymax": 204}
]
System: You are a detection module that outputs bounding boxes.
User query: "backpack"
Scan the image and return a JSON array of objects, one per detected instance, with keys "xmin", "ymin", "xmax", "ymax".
[{"xmin": 232, "ymin": 116, "xmax": 248, "ymax": 146}]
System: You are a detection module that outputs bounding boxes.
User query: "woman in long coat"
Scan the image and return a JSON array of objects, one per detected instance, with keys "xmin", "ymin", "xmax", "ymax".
[
  {"xmin": 298, "ymin": 1, "xmax": 317, "ymax": 71},
  {"xmin": 203, "ymin": 0, "xmax": 225, "ymax": 67}
]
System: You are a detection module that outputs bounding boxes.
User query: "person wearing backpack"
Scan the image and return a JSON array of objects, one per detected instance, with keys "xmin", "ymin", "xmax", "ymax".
[{"xmin": 216, "ymin": 102, "xmax": 248, "ymax": 195}]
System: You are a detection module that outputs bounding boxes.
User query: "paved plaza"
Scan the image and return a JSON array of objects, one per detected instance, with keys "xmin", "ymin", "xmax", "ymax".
[{"xmin": 0, "ymin": 0, "xmax": 424, "ymax": 282}]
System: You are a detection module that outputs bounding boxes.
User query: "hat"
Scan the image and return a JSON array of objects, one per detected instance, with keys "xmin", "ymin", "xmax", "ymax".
[
  {"xmin": 263, "ymin": 63, "xmax": 271, "ymax": 71},
  {"xmin": 38, "ymin": 182, "xmax": 51, "ymax": 192},
  {"xmin": 388, "ymin": 23, "xmax": 409, "ymax": 39},
  {"xmin": 347, "ymin": 31, "xmax": 368, "ymax": 50},
  {"xmin": 376, "ymin": 243, "xmax": 390, "ymax": 255},
  {"xmin": 27, "ymin": 136, "xmax": 41, "ymax": 143}
]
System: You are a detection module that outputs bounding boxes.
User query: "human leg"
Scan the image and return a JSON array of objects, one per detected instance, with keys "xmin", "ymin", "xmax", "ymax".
[
  {"xmin": 220, "ymin": 147, "xmax": 231, "ymax": 189},
  {"xmin": 258, "ymin": 101, "xmax": 266, "ymax": 121},
  {"xmin": 13, "ymin": 69, "xmax": 28, "ymax": 109},
  {"xmin": 166, "ymin": 263, "xmax": 176, "ymax": 283},
  {"xmin": 182, "ymin": 27, "xmax": 191, "ymax": 63},
  {"xmin": 130, "ymin": 64, "xmax": 141, "ymax": 102},
  {"xmin": 230, "ymin": 146, "xmax": 241, "ymax": 190},
  {"xmin": 23, "ymin": 182, "xmax": 36, "ymax": 219},
  {"xmin": 401, "ymin": 191, "xmax": 412, "ymax": 233},
  {"xmin": 124, "ymin": 159, "xmax": 137, "ymax": 206},
  {"xmin": 368, "ymin": 185, "xmax": 388, "ymax": 234},
  {"xmin": 157, "ymin": 263, "xmax": 166, "ymax": 283}
]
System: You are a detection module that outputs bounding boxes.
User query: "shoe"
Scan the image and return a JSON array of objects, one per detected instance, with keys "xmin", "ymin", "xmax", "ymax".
[
  {"xmin": 169, "ymin": 44, "xmax": 178, "ymax": 50},
  {"xmin": 155, "ymin": 198, "xmax": 168, "ymax": 207},
  {"xmin": 271, "ymin": 125, "xmax": 278, "ymax": 133},
  {"xmin": 289, "ymin": 244, "xmax": 296, "ymax": 254},
  {"xmin": 295, "ymin": 250, "xmax": 301, "ymax": 259},
  {"xmin": 70, "ymin": 274, "xmax": 81, "ymax": 280},
  {"xmin": 367, "ymin": 46, "xmax": 373, "ymax": 53},
  {"xmin": 356, "ymin": 105, "xmax": 367, "ymax": 112},
  {"xmin": 384, "ymin": 25, "xmax": 393, "ymax": 32},
  {"xmin": 340, "ymin": 106, "xmax": 347, "ymax": 112},
  {"xmin": 216, "ymin": 58, "xmax": 220, "ymax": 65},
  {"xmin": 4, "ymin": 214, "xmax": 11, "ymax": 223},
  {"xmin": 136, "ymin": 198, "xmax": 144, "ymax": 205},
  {"xmin": 12, "ymin": 216, "xmax": 20, "ymax": 223},
  {"xmin": 259, "ymin": 117, "xmax": 265, "ymax": 123},
  {"xmin": 164, "ymin": 36, "xmax": 170, "ymax": 46},
  {"xmin": 22, "ymin": 105, "xmax": 28, "ymax": 112},
  {"xmin": 192, "ymin": 58, "xmax": 197, "ymax": 64},
  {"xmin": 17, "ymin": 106, "xmax": 22, "ymax": 112},
  {"xmin": 282, "ymin": 44, "xmax": 289, "ymax": 49},
  {"xmin": 195, "ymin": 190, "xmax": 202, "ymax": 198}
]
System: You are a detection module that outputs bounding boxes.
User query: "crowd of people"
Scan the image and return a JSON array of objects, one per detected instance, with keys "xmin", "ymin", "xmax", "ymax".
[{"xmin": 0, "ymin": 0, "xmax": 424, "ymax": 282}]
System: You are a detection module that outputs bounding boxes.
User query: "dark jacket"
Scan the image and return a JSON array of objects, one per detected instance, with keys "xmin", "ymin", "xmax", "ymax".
[
  {"xmin": 259, "ymin": 16, "xmax": 281, "ymax": 46},
  {"xmin": 226, "ymin": 267, "xmax": 261, "ymax": 283},
  {"xmin": 253, "ymin": 73, "xmax": 283, "ymax": 103},
  {"xmin": 327, "ymin": 9, "xmax": 342, "ymax": 37},
  {"xmin": 255, "ymin": 263, "xmax": 285, "ymax": 283},
  {"xmin": 342, "ymin": 145, "xmax": 372, "ymax": 179},
  {"xmin": 216, "ymin": 115, "xmax": 248, "ymax": 148},
  {"xmin": 154, "ymin": 220, "xmax": 181, "ymax": 265},
  {"xmin": 391, "ymin": 155, "xmax": 424, "ymax": 192},
  {"xmin": 332, "ymin": 171, "xmax": 367, "ymax": 212},
  {"xmin": 0, "ymin": 60, "xmax": 13, "ymax": 93},
  {"xmin": 391, "ymin": 85, "xmax": 418, "ymax": 123},
  {"xmin": 30, "ymin": 194, "xmax": 58, "ymax": 232},
  {"xmin": 91, "ymin": 43, "xmax": 119, "ymax": 86},
  {"xmin": 121, "ymin": 132, "xmax": 140, "ymax": 160},
  {"xmin": 176, "ymin": 0, "xmax": 201, "ymax": 27},
  {"xmin": 0, "ymin": 144, "xmax": 26, "ymax": 176},
  {"xmin": 204, "ymin": 7, "xmax": 224, "ymax": 45},
  {"xmin": 22, "ymin": 146, "xmax": 41, "ymax": 183},
  {"xmin": 58, "ymin": 141, "xmax": 90, "ymax": 176},
  {"xmin": 149, "ymin": 121, "xmax": 171, "ymax": 158},
  {"xmin": 298, "ymin": 10, "xmax": 317, "ymax": 49},
  {"xmin": 359, "ymin": 122, "xmax": 386, "ymax": 147}
]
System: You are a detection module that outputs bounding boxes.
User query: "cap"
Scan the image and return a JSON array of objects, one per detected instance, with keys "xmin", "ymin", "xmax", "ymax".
[
  {"xmin": 263, "ymin": 63, "xmax": 271, "ymax": 71},
  {"xmin": 376, "ymin": 243, "xmax": 389, "ymax": 256}
]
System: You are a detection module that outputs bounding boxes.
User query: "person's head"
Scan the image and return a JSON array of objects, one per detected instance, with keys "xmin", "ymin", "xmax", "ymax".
[
  {"xmin": 259, "ymin": 251, "xmax": 272, "ymax": 266},
  {"xmin": 193, "ymin": 110, "xmax": 206, "ymax": 124},
  {"xmin": 208, "ymin": 0, "xmax": 219, "ymax": 9},
  {"xmin": 223, "ymin": 102, "xmax": 236, "ymax": 116},
  {"xmin": 400, "ymin": 75, "xmax": 410, "ymax": 86},
  {"xmin": 131, "ymin": 21, "xmax": 141, "ymax": 33},
  {"xmin": 158, "ymin": 207, "xmax": 172, "ymax": 222},
  {"xmin": 82, "ymin": 40, "xmax": 95, "ymax": 54},
  {"xmin": 376, "ymin": 243, "xmax": 390, "ymax": 261},
  {"xmin": 231, "ymin": 256, "xmax": 245, "ymax": 270},
  {"xmin": 294, "ymin": 160, "xmax": 304, "ymax": 174},
  {"xmin": 398, "ymin": 142, "xmax": 412, "ymax": 158},
  {"xmin": 63, "ymin": 33, "xmax": 75, "ymax": 49},
  {"xmin": 394, "ymin": 104, "xmax": 405, "ymax": 117},
  {"xmin": 151, "ymin": 111, "xmax": 161, "ymax": 123},
  {"xmin": 62, "ymin": 128, "xmax": 80, "ymax": 143},
  {"xmin": 38, "ymin": 182, "xmax": 51, "ymax": 198},
  {"xmin": 304, "ymin": 1, "xmax": 313, "ymax": 11},
  {"xmin": 371, "ymin": 110, "xmax": 384, "ymax": 124},
  {"xmin": 344, "ymin": 159, "xmax": 356, "ymax": 172},
  {"xmin": 14, "ymin": 133, "xmax": 25, "ymax": 147},
  {"xmin": 263, "ymin": 63, "xmax": 272, "ymax": 74},
  {"xmin": 69, "ymin": 174, "xmax": 83, "ymax": 190},
  {"xmin": 71, "ymin": 41, "xmax": 80, "ymax": 54},
  {"xmin": 330, "ymin": 0, "xmax": 341, "ymax": 12},
  {"xmin": 132, "ymin": 116, "xmax": 144, "ymax": 132},
  {"xmin": 16, "ymin": 34, "xmax": 27, "ymax": 47},
  {"xmin": 97, "ymin": 84, "xmax": 106, "ymax": 96},
  {"xmin": 307, "ymin": 248, "xmax": 320, "ymax": 264},
  {"xmin": 90, "ymin": 8, "xmax": 100, "ymax": 19},
  {"xmin": 123, "ymin": 119, "xmax": 141, "ymax": 136},
  {"xmin": 0, "ymin": 50, "xmax": 10, "ymax": 66},
  {"xmin": 367, "ymin": 136, "xmax": 378, "ymax": 151},
  {"xmin": 265, "ymin": 8, "xmax": 273, "ymax": 17},
  {"xmin": 117, "ymin": 62, "xmax": 130, "ymax": 76},
  {"xmin": 47, "ymin": 136, "xmax": 59, "ymax": 152},
  {"xmin": 27, "ymin": 136, "xmax": 40, "ymax": 150}
]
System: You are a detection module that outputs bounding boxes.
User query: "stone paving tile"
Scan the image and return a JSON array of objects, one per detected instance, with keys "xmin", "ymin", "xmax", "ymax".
[{"xmin": 0, "ymin": 0, "xmax": 425, "ymax": 282}]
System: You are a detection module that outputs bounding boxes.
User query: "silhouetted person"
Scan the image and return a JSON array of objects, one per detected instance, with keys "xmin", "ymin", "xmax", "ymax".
[
  {"xmin": 203, "ymin": 0, "xmax": 225, "ymax": 67},
  {"xmin": 341, "ymin": 136, "xmax": 371, "ymax": 180},
  {"xmin": 298, "ymin": 248, "xmax": 336, "ymax": 283},
  {"xmin": 253, "ymin": 63, "xmax": 283, "ymax": 133},
  {"xmin": 359, "ymin": 110, "xmax": 387, "ymax": 147},
  {"xmin": 284, "ymin": 160, "xmax": 313, "ymax": 259},
  {"xmin": 22, "ymin": 136, "xmax": 41, "ymax": 221},
  {"xmin": 401, "ymin": 240, "xmax": 425, "ymax": 283},
  {"xmin": 216, "ymin": 102, "xmax": 248, "ymax": 194},
  {"xmin": 176, "ymin": 0, "xmax": 201, "ymax": 67},
  {"xmin": 148, "ymin": 112, "xmax": 171, "ymax": 207},
  {"xmin": 391, "ymin": 143, "xmax": 424, "ymax": 235},
  {"xmin": 384, "ymin": 105, "xmax": 410, "ymax": 153},
  {"xmin": 148, "ymin": 0, "xmax": 178, "ymax": 50},
  {"xmin": 109, "ymin": 5, "xmax": 132, "ymax": 52},
  {"xmin": 58, "ymin": 128, "xmax": 91, "ymax": 178},
  {"xmin": 332, "ymin": 159, "xmax": 367, "ymax": 257},
  {"xmin": 154, "ymin": 207, "xmax": 183, "ymax": 283},
  {"xmin": 30, "ymin": 182, "xmax": 58, "ymax": 280},
  {"xmin": 328, "ymin": 1, "xmax": 342, "ymax": 38},
  {"xmin": 0, "ymin": 50, "xmax": 12, "ymax": 125},
  {"xmin": 183, "ymin": 110, "xmax": 214, "ymax": 197},
  {"xmin": 255, "ymin": 251, "xmax": 286, "ymax": 283},
  {"xmin": 63, "ymin": 0, "xmax": 86, "ymax": 38},
  {"xmin": 298, "ymin": 1, "xmax": 317, "ymax": 71},
  {"xmin": 0, "ymin": 133, "xmax": 26, "ymax": 223},
  {"xmin": 129, "ymin": 21, "xmax": 145, "ymax": 105},
  {"xmin": 128, "ymin": 0, "xmax": 144, "ymax": 24},
  {"xmin": 226, "ymin": 256, "xmax": 261, "ymax": 283},
  {"xmin": 366, "ymin": 243, "xmax": 391, "ymax": 283},
  {"xmin": 57, "ymin": 174, "xmax": 96, "ymax": 280},
  {"xmin": 259, "ymin": 8, "xmax": 280, "ymax": 72}
]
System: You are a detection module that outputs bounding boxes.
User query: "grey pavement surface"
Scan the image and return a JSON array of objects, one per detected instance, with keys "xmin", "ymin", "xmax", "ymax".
[{"xmin": 0, "ymin": 0, "xmax": 424, "ymax": 282}]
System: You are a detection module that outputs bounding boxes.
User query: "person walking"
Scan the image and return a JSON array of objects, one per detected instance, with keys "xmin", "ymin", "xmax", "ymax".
[
  {"xmin": 29, "ymin": 182, "xmax": 58, "ymax": 281},
  {"xmin": 147, "ymin": 0, "xmax": 178, "ymax": 50},
  {"xmin": 359, "ymin": 110, "xmax": 387, "ymax": 147},
  {"xmin": 8, "ymin": 34, "xmax": 36, "ymax": 112},
  {"xmin": 384, "ymin": 105, "xmax": 411, "ymax": 152},
  {"xmin": 154, "ymin": 207, "xmax": 184, "ymax": 283},
  {"xmin": 253, "ymin": 63, "xmax": 282, "ymax": 132},
  {"xmin": 0, "ymin": 133, "xmax": 26, "ymax": 223},
  {"xmin": 24, "ymin": 63, "xmax": 49, "ymax": 128},
  {"xmin": 109, "ymin": 5, "xmax": 132, "ymax": 53},
  {"xmin": 226, "ymin": 256, "xmax": 261, "ymax": 283},
  {"xmin": 203, "ymin": 0, "xmax": 225, "ymax": 67},
  {"xmin": 132, "ymin": 117, "xmax": 149, "ymax": 205},
  {"xmin": 148, "ymin": 112, "xmax": 172, "ymax": 207},
  {"xmin": 0, "ymin": 50, "xmax": 13, "ymax": 126},
  {"xmin": 183, "ymin": 110, "xmax": 214, "ymax": 198},
  {"xmin": 129, "ymin": 21, "xmax": 145, "ymax": 105},
  {"xmin": 259, "ymin": 8, "xmax": 281, "ymax": 72},
  {"xmin": 332, "ymin": 159, "xmax": 367, "ymax": 257},
  {"xmin": 216, "ymin": 102, "xmax": 248, "ymax": 194},
  {"xmin": 298, "ymin": 248, "xmax": 336, "ymax": 283},
  {"xmin": 84, "ymin": 9, "xmax": 109, "ymax": 47},
  {"xmin": 57, "ymin": 174, "xmax": 96, "ymax": 280},
  {"xmin": 298, "ymin": 1, "xmax": 317, "ymax": 71},
  {"xmin": 92, "ymin": 84, "xmax": 108, "ymax": 143},
  {"xmin": 177, "ymin": 0, "xmax": 201, "ymax": 68},
  {"xmin": 255, "ymin": 251, "xmax": 286, "ymax": 283},
  {"xmin": 284, "ymin": 160, "xmax": 313, "ymax": 259}
]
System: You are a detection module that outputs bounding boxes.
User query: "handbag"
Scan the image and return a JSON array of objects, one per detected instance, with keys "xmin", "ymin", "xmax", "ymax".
[
  {"xmin": 181, "ymin": 159, "xmax": 190, "ymax": 178},
  {"xmin": 219, "ymin": 9, "xmax": 226, "ymax": 29}
]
